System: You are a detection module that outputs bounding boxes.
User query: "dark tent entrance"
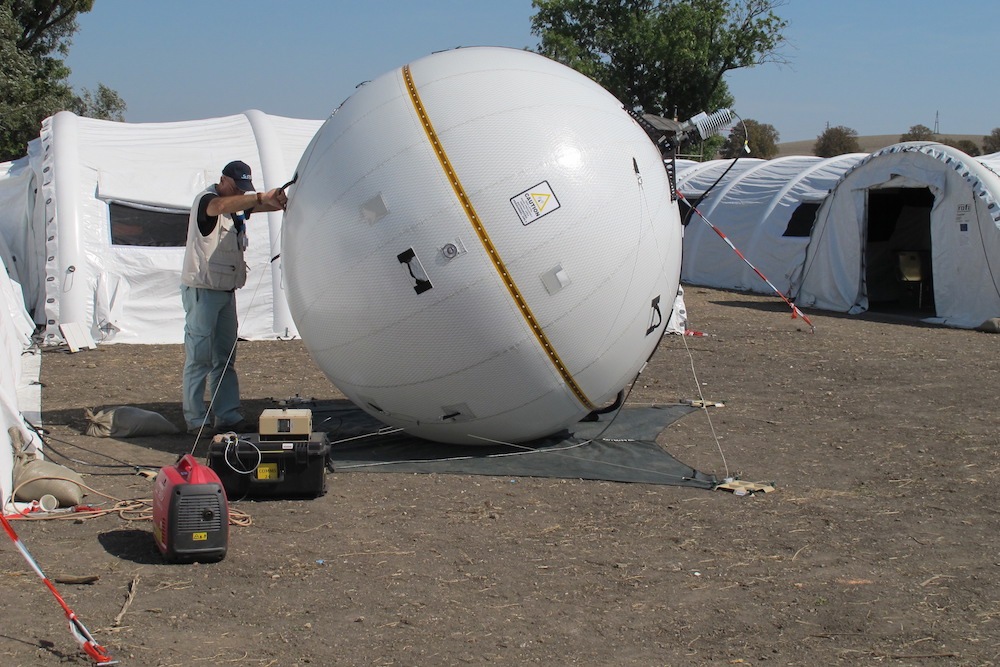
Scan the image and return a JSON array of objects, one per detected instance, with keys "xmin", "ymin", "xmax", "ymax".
[{"xmin": 864, "ymin": 186, "xmax": 936, "ymax": 315}]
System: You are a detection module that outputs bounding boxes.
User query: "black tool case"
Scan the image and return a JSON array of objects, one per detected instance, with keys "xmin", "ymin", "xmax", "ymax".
[{"xmin": 207, "ymin": 433, "xmax": 330, "ymax": 500}]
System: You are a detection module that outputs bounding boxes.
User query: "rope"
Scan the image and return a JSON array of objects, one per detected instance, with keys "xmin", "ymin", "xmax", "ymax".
[
  {"xmin": 678, "ymin": 324, "xmax": 730, "ymax": 480},
  {"xmin": 6, "ymin": 475, "xmax": 252, "ymax": 527}
]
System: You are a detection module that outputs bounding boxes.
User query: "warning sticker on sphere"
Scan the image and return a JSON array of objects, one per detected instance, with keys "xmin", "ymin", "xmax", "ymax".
[{"xmin": 511, "ymin": 181, "xmax": 561, "ymax": 226}]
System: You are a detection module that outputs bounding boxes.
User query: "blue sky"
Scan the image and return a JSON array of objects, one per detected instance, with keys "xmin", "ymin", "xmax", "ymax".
[{"xmin": 67, "ymin": 0, "xmax": 998, "ymax": 144}]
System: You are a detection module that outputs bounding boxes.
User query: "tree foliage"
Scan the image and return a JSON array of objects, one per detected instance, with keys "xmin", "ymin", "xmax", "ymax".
[
  {"xmin": 937, "ymin": 137, "xmax": 981, "ymax": 157},
  {"xmin": 953, "ymin": 139, "xmax": 981, "ymax": 157},
  {"xmin": 530, "ymin": 0, "xmax": 788, "ymax": 121},
  {"xmin": 899, "ymin": 124, "xmax": 935, "ymax": 142},
  {"xmin": 899, "ymin": 124, "xmax": 990, "ymax": 156},
  {"xmin": 983, "ymin": 128, "xmax": 1000, "ymax": 155},
  {"xmin": 71, "ymin": 81, "xmax": 125, "ymax": 120},
  {"xmin": 0, "ymin": 0, "xmax": 124, "ymax": 161},
  {"xmin": 10, "ymin": 0, "xmax": 94, "ymax": 57},
  {"xmin": 719, "ymin": 118, "xmax": 778, "ymax": 159},
  {"xmin": 813, "ymin": 125, "xmax": 860, "ymax": 157}
]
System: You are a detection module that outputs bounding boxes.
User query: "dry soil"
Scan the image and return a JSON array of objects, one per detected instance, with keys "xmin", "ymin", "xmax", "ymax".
[{"xmin": 2, "ymin": 286, "xmax": 999, "ymax": 666}]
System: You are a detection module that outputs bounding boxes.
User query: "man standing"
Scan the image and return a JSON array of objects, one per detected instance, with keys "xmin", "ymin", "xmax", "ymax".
[{"xmin": 181, "ymin": 160, "xmax": 287, "ymax": 435}]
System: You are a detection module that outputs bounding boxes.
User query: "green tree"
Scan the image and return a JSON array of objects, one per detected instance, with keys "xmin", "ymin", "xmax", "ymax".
[
  {"xmin": 983, "ymin": 128, "xmax": 1000, "ymax": 154},
  {"xmin": 813, "ymin": 125, "xmax": 860, "ymax": 157},
  {"xmin": 0, "ymin": 0, "xmax": 124, "ymax": 161},
  {"xmin": 899, "ymin": 124, "xmax": 935, "ymax": 142},
  {"xmin": 953, "ymin": 139, "xmax": 981, "ymax": 157},
  {"xmin": 719, "ymin": 118, "xmax": 778, "ymax": 158},
  {"xmin": 530, "ymin": 0, "xmax": 788, "ymax": 122},
  {"xmin": 690, "ymin": 134, "xmax": 727, "ymax": 161},
  {"xmin": 1, "ymin": 3, "xmax": 71, "ymax": 159},
  {"xmin": 72, "ymin": 82, "xmax": 125, "ymax": 120},
  {"xmin": 937, "ymin": 137, "xmax": 981, "ymax": 157}
]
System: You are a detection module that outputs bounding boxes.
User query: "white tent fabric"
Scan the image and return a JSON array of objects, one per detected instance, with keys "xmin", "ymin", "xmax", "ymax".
[
  {"xmin": 0, "ymin": 158, "xmax": 41, "ymax": 507},
  {"xmin": 676, "ymin": 153, "xmax": 867, "ymax": 295},
  {"xmin": 0, "ymin": 157, "xmax": 42, "ymax": 318},
  {"xmin": 0, "ymin": 252, "xmax": 43, "ymax": 508},
  {"xmin": 0, "ymin": 110, "xmax": 323, "ymax": 345},
  {"xmin": 793, "ymin": 143, "xmax": 1000, "ymax": 328},
  {"xmin": 0, "ymin": 111, "xmax": 325, "ymax": 501}
]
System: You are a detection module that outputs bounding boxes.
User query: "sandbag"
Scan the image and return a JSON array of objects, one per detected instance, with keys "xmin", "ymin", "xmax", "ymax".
[
  {"xmin": 976, "ymin": 318, "xmax": 1000, "ymax": 334},
  {"xmin": 10, "ymin": 432, "xmax": 84, "ymax": 507},
  {"xmin": 84, "ymin": 406, "xmax": 179, "ymax": 437}
]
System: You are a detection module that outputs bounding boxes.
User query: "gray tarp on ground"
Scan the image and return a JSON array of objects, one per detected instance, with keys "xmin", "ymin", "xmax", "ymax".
[{"xmin": 315, "ymin": 401, "xmax": 716, "ymax": 488}]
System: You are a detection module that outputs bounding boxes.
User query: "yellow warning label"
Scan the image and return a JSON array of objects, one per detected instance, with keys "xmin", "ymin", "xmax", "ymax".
[
  {"xmin": 511, "ymin": 181, "xmax": 560, "ymax": 225},
  {"xmin": 193, "ymin": 532, "xmax": 207, "ymax": 541},
  {"xmin": 257, "ymin": 463, "xmax": 278, "ymax": 480},
  {"xmin": 532, "ymin": 192, "xmax": 551, "ymax": 211}
]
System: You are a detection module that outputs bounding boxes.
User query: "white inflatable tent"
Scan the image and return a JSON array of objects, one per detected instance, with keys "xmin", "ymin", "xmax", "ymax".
[
  {"xmin": 0, "ymin": 110, "xmax": 323, "ymax": 345},
  {"xmin": 0, "ymin": 206, "xmax": 43, "ymax": 507},
  {"xmin": 676, "ymin": 153, "xmax": 867, "ymax": 295},
  {"xmin": 793, "ymin": 143, "xmax": 1000, "ymax": 328},
  {"xmin": 0, "ymin": 157, "xmax": 41, "ymax": 318},
  {"xmin": 0, "ymin": 158, "xmax": 42, "ymax": 507}
]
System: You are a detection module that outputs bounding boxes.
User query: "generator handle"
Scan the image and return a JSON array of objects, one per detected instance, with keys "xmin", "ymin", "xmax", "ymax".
[{"xmin": 176, "ymin": 454, "xmax": 197, "ymax": 478}]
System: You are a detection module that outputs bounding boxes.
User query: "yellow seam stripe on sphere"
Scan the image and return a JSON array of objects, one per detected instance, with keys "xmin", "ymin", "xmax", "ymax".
[{"xmin": 401, "ymin": 64, "xmax": 594, "ymax": 411}]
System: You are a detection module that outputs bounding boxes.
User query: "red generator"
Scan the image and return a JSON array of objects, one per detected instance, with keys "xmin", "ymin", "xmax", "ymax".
[{"xmin": 152, "ymin": 454, "xmax": 229, "ymax": 563}]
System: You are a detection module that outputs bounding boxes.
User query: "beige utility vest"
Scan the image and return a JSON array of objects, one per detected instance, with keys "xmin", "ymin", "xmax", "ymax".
[{"xmin": 181, "ymin": 187, "xmax": 248, "ymax": 291}]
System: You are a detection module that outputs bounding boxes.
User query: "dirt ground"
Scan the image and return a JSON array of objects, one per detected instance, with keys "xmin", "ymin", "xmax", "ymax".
[{"xmin": 2, "ymin": 286, "xmax": 999, "ymax": 666}]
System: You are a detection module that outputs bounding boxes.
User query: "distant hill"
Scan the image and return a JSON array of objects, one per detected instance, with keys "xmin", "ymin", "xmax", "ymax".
[{"xmin": 775, "ymin": 134, "xmax": 988, "ymax": 158}]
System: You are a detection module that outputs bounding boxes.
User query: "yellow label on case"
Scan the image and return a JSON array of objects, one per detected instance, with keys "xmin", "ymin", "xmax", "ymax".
[
  {"xmin": 257, "ymin": 463, "xmax": 278, "ymax": 480},
  {"xmin": 193, "ymin": 532, "xmax": 207, "ymax": 541}
]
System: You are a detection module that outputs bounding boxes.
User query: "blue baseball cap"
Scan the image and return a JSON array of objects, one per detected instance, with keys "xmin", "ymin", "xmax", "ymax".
[{"xmin": 222, "ymin": 160, "xmax": 255, "ymax": 192}]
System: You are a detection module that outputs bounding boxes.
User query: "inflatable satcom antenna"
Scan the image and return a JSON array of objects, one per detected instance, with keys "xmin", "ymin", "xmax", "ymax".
[
  {"xmin": 631, "ymin": 108, "xmax": 737, "ymax": 157},
  {"xmin": 675, "ymin": 108, "xmax": 737, "ymax": 144},
  {"xmin": 283, "ymin": 47, "xmax": 685, "ymax": 445}
]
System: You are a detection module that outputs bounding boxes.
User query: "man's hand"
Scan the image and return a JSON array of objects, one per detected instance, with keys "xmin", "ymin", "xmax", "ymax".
[
  {"xmin": 207, "ymin": 188, "xmax": 287, "ymax": 216},
  {"xmin": 260, "ymin": 188, "xmax": 288, "ymax": 211}
]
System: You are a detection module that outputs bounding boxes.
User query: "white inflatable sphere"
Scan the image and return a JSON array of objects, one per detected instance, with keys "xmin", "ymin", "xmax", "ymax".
[{"xmin": 283, "ymin": 47, "xmax": 682, "ymax": 444}]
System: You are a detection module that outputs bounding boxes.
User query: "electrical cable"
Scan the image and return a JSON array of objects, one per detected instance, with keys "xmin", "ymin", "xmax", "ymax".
[
  {"xmin": 334, "ymin": 359, "xmax": 710, "ymax": 486},
  {"xmin": 332, "ymin": 142, "xmax": 727, "ymax": 485},
  {"xmin": 221, "ymin": 433, "xmax": 262, "ymax": 475},
  {"xmin": 186, "ymin": 175, "xmax": 297, "ymax": 454},
  {"xmin": 21, "ymin": 423, "xmax": 162, "ymax": 472},
  {"xmin": 187, "ymin": 239, "xmax": 275, "ymax": 457},
  {"xmin": 455, "ymin": 326, "xmax": 731, "ymax": 486},
  {"xmin": 680, "ymin": 111, "xmax": 749, "ymax": 226},
  {"xmin": 328, "ymin": 426, "xmax": 405, "ymax": 448},
  {"xmin": 5, "ymin": 475, "xmax": 252, "ymax": 527}
]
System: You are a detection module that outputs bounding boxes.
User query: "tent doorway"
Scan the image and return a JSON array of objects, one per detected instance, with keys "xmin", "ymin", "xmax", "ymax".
[{"xmin": 864, "ymin": 187, "xmax": 935, "ymax": 314}]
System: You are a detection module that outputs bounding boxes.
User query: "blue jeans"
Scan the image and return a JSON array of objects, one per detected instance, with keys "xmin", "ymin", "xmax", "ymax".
[{"xmin": 181, "ymin": 285, "xmax": 242, "ymax": 429}]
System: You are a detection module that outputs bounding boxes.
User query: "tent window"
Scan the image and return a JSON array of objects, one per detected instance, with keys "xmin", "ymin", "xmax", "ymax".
[
  {"xmin": 783, "ymin": 202, "xmax": 821, "ymax": 237},
  {"xmin": 109, "ymin": 202, "xmax": 188, "ymax": 247}
]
